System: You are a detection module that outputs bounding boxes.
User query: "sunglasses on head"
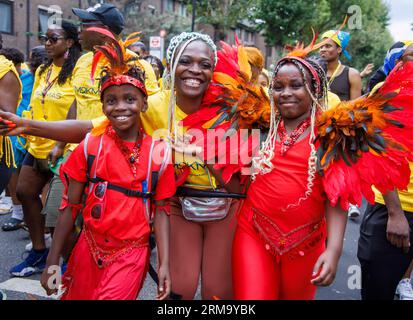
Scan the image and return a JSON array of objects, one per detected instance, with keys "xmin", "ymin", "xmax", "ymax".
[{"xmin": 40, "ymin": 35, "xmax": 64, "ymax": 44}]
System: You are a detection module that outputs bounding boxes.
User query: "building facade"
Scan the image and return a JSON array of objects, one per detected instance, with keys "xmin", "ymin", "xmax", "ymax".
[
  {"xmin": 0, "ymin": 0, "xmax": 85, "ymax": 57},
  {"xmin": 1, "ymin": 0, "xmax": 276, "ymax": 67}
]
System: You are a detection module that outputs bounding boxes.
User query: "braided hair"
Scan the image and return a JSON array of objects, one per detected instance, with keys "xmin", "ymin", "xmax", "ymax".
[
  {"xmin": 252, "ymin": 56, "xmax": 328, "ymax": 211},
  {"xmin": 39, "ymin": 20, "xmax": 82, "ymax": 85}
]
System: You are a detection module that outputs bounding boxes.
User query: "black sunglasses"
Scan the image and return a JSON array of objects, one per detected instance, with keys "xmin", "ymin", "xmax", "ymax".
[{"xmin": 40, "ymin": 35, "xmax": 64, "ymax": 44}]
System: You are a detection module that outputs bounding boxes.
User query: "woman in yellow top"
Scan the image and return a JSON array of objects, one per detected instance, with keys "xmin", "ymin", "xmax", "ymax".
[
  {"xmin": 132, "ymin": 33, "xmax": 242, "ymax": 300},
  {"xmin": 0, "ymin": 32, "xmax": 242, "ymax": 299},
  {"xmin": 0, "ymin": 33, "xmax": 22, "ymax": 194},
  {"xmin": 9, "ymin": 21, "xmax": 82, "ymax": 278}
]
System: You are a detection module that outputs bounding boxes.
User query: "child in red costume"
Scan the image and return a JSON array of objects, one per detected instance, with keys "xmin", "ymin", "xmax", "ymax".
[
  {"xmin": 232, "ymin": 56, "xmax": 348, "ymax": 300},
  {"xmin": 40, "ymin": 32, "xmax": 175, "ymax": 300}
]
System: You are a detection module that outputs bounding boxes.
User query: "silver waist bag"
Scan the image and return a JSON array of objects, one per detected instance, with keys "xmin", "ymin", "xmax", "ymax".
[{"xmin": 179, "ymin": 196, "xmax": 232, "ymax": 222}]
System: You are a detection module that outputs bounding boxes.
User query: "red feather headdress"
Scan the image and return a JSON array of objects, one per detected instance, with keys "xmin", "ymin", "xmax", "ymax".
[
  {"xmin": 87, "ymin": 27, "xmax": 147, "ymax": 97},
  {"xmin": 85, "ymin": 27, "xmax": 147, "ymax": 136}
]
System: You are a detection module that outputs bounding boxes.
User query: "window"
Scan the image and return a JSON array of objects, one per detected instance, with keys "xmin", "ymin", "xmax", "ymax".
[
  {"xmin": 125, "ymin": 1, "xmax": 141, "ymax": 16},
  {"xmin": 178, "ymin": 2, "xmax": 187, "ymax": 17},
  {"xmin": 38, "ymin": 6, "xmax": 63, "ymax": 36},
  {"xmin": 235, "ymin": 28, "xmax": 242, "ymax": 40},
  {"xmin": 0, "ymin": 0, "xmax": 13, "ymax": 34},
  {"xmin": 163, "ymin": 0, "xmax": 174, "ymax": 12}
]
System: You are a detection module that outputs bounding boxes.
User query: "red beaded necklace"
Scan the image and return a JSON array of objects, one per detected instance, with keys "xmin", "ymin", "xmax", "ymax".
[
  {"xmin": 106, "ymin": 125, "xmax": 144, "ymax": 179},
  {"xmin": 278, "ymin": 118, "xmax": 311, "ymax": 156}
]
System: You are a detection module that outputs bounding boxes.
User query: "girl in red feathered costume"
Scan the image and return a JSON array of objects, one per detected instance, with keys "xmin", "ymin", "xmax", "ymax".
[
  {"xmin": 232, "ymin": 55, "xmax": 347, "ymax": 300},
  {"xmin": 231, "ymin": 50, "xmax": 413, "ymax": 299},
  {"xmin": 182, "ymin": 31, "xmax": 413, "ymax": 299},
  {"xmin": 39, "ymin": 32, "xmax": 176, "ymax": 300}
]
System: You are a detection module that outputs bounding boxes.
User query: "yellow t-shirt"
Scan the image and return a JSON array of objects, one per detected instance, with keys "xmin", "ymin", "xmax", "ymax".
[
  {"xmin": 374, "ymin": 163, "xmax": 413, "ymax": 212},
  {"xmin": 27, "ymin": 64, "xmax": 75, "ymax": 159},
  {"xmin": 0, "ymin": 55, "xmax": 22, "ymax": 167},
  {"xmin": 73, "ymin": 50, "xmax": 160, "ymax": 121},
  {"xmin": 92, "ymin": 90, "xmax": 217, "ymax": 189},
  {"xmin": 0, "ymin": 55, "xmax": 22, "ymax": 106}
]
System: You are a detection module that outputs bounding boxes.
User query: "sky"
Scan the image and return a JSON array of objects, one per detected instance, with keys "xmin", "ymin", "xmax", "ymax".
[{"xmin": 387, "ymin": 0, "xmax": 413, "ymax": 41}]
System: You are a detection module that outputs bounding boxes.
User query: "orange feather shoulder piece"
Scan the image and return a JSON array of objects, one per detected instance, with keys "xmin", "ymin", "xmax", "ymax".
[
  {"xmin": 318, "ymin": 61, "xmax": 413, "ymax": 209},
  {"xmin": 180, "ymin": 39, "xmax": 270, "ymax": 183}
]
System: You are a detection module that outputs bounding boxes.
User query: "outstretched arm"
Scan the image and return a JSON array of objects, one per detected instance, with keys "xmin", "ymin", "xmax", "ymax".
[
  {"xmin": 48, "ymin": 100, "xmax": 78, "ymax": 166},
  {"xmin": 0, "ymin": 110, "xmax": 92, "ymax": 143}
]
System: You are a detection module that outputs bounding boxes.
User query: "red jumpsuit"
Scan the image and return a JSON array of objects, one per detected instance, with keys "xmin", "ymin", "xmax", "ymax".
[
  {"xmin": 233, "ymin": 135, "xmax": 327, "ymax": 300},
  {"xmin": 60, "ymin": 133, "xmax": 175, "ymax": 300}
]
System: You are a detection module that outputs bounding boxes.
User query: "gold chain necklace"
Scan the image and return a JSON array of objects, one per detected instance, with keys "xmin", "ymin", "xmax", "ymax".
[{"xmin": 327, "ymin": 61, "xmax": 342, "ymax": 90}]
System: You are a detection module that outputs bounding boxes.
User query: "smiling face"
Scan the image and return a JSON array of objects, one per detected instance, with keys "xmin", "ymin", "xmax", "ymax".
[
  {"xmin": 102, "ymin": 84, "xmax": 147, "ymax": 141},
  {"xmin": 271, "ymin": 63, "xmax": 313, "ymax": 121},
  {"xmin": 319, "ymin": 39, "xmax": 342, "ymax": 63},
  {"xmin": 174, "ymin": 40, "xmax": 214, "ymax": 99}
]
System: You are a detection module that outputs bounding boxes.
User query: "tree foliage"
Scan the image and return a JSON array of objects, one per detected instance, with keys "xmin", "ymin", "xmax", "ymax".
[
  {"xmin": 253, "ymin": 0, "xmax": 331, "ymax": 47},
  {"xmin": 124, "ymin": 10, "xmax": 191, "ymax": 47},
  {"xmin": 254, "ymin": 0, "xmax": 394, "ymax": 72},
  {"xmin": 185, "ymin": 0, "xmax": 255, "ymax": 42}
]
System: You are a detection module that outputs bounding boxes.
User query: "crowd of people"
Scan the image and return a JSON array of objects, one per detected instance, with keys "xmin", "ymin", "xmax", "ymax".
[{"xmin": 0, "ymin": 3, "xmax": 412, "ymax": 301}]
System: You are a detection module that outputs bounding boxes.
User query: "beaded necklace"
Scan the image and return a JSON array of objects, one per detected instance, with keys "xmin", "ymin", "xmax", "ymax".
[
  {"xmin": 106, "ymin": 125, "xmax": 144, "ymax": 179},
  {"xmin": 41, "ymin": 65, "xmax": 59, "ymax": 119},
  {"xmin": 278, "ymin": 118, "xmax": 311, "ymax": 156}
]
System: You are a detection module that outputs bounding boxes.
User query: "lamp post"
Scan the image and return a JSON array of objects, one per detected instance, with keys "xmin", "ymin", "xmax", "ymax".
[{"xmin": 191, "ymin": 0, "xmax": 196, "ymax": 32}]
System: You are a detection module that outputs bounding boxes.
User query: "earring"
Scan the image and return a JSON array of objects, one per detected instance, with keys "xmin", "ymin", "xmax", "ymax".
[{"xmin": 63, "ymin": 49, "xmax": 69, "ymax": 60}]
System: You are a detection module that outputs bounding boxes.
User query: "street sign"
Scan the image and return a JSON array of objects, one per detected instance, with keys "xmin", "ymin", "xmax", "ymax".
[
  {"xmin": 149, "ymin": 36, "xmax": 164, "ymax": 61},
  {"xmin": 150, "ymin": 36, "xmax": 161, "ymax": 49}
]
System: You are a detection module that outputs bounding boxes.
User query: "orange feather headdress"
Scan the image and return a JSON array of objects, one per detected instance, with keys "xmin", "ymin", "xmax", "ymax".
[
  {"xmin": 86, "ymin": 27, "xmax": 147, "ymax": 136},
  {"xmin": 87, "ymin": 27, "xmax": 147, "ymax": 96}
]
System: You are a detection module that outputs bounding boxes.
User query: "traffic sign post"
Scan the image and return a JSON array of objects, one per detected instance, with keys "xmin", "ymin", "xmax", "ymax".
[{"xmin": 149, "ymin": 36, "xmax": 164, "ymax": 61}]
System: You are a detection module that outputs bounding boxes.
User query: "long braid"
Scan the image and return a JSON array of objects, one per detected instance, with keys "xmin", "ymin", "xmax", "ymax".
[{"xmin": 252, "ymin": 56, "xmax": 328, "ymax": 210}]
